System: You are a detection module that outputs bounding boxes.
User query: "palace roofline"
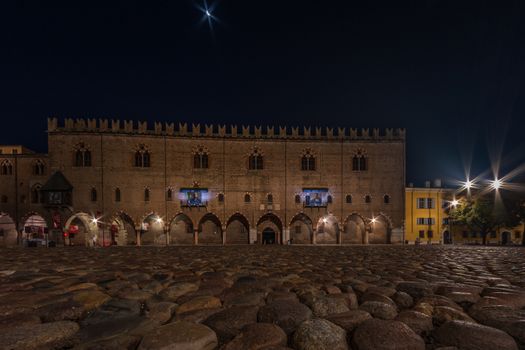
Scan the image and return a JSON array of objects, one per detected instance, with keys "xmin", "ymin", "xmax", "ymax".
[{"xmin": 47, "ymin": 117, "xmax": 406, "ymax": 141}]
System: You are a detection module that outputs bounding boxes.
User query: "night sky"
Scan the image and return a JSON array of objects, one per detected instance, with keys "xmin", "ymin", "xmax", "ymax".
[{"xmin": 2, "ymin": 1, "xmax": 525, "ymax": 186}]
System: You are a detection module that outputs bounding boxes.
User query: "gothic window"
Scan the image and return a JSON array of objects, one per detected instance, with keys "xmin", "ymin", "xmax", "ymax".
[
  {"xmin": 33, "ymin": 160, "xmax": 45, "ymax": 175},
  {"xmin": 193, "ymin": 147, "xmax": 209, "ymax": 169},
  {"xmin": 295, "ymin": 194, "xmax": 301, "ymax": 204},
  {"xmin": 352, "ymin": 149, "xmax": 368, "ymax": 171},
  {"xmin": 31, "ymin": 184, "xmax": 42, "ymax": 204},
  {"xmin": 90, "ymin": 188, "xmax": 97, "ymax": 202},
  {"xmin": 384, "ymin": 194, "xmax": 390, "ymax": 204},
  {"xmin": 134, "ymin": 145, "xmax": 151, "ymax": 168},
  {"xmin": 74, "ymin": 143, "xmax": 91, "ymax": 167},
  {"xmin": 167, "ymin": 188, "xmax": 173, "ymax": 201},
  {"xmin": 365, "ymin": 194, "xmax": 371, "ymax": 203},
  {"xmin": 0, "ymin": 195, "xmax": 7, "ymax": 203},
  {"xmin": 267, "ymin": 193, "xmax": 273, "ymax": 204},
  {"xmin": 144, "ymin": 188, "xmax": 150, "ymax": 202},
  {"xmin": 218, "ymin": 193, "xmax": 224, "ymax": 203},
  {"xmin": 346, "ymin": 194, "xmax": 352, "ymax": 204},
  {"xmin": 248, "ymin": 148, "xmax": 263, "ymax": 170},
  {"xmin": 244, "ymin": 193, "xmax": 251, "ymax": 203},
  {"xmin": 301, "ymin": 149, "xmax": 316, "ymax": 171},
  {"xmin": 115, "ymin": 188, "xmax": 121, "ymax": 202},
  {"xmin": 327, "ymin": 195, "xmax": 333, "ymax": 204},
  {"xmin": 1, "ymin": 160, "xmax": 13, "ymax": 175}
]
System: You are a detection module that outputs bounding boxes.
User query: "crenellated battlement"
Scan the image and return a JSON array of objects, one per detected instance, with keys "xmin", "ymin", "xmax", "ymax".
[{"xmin": 47, "ymin": 117, "xmax": 406, "ymax": 141}]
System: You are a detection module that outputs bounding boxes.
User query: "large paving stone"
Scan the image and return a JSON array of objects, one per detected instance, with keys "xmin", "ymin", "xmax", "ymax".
[
  {"xmin": 359, "ymin": 301, "xmax": 398, "ymax": 320},
  {"xmin": 223, "ymin": 323, "xmax": 287, "ymax": 350},
  {"xmin": 325, "ymin": 309, "xmax": 373, "ymax": 332},
  {"xmin": 433, "ymin": 320, "xmax": 518, "ymax": 350},
  {"xmin": 138, "ymin": 320, "xmax": 218, "ymax": 350},
  {"xmin": 0, "ymin": 321, "xmax": 79, "ymax": 349},
  {"xmin": 258, "ymin": 300, "xmax": 312, "ymax": 334},
  {"xmin": 160, "ymin": 282, "xmax": 200, "ymax": 301},
  {"xmin": 292, "ymin": 318, "xmax": 348, "ymax": 350},
  {"xmin": 204, "ymin": 305, "xmax": 259, "ymax": 342},
  {"xmin": 352, "ymin": 318, "xmax": 425, "ymax": 350}
]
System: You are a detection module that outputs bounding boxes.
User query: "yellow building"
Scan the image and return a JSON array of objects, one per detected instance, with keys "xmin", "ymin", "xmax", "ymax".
[
  {"xmin": 405, "ymin": 183, "xmax": 524, "ymax": 245},
  {"xmin": 405, "ymin": 183, "xmax": 453, "ymax": 244}
]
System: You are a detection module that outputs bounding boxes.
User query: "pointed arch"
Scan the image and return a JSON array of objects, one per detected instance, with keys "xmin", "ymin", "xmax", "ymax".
[
  {"xmin": 343, "ymin": 213, "xmax": 366, "ymax": 244},
  {"xmin": 256, "ymin": 213, "xmax": 283, "ymax": 244},
  {"xmin": 316, "ymin": 214, "xmax": 339, "ymax": 244},
  {"xmin": 0, "ymin": 213, "xmax": 18, "ymax": 246},
  {"xmin": 64, "ymin": 212, "xmax": 98, "ymax": 246},
  {"xmin": 225, "ymin": 213, "xmax": 250, "ymax": 244},
  {"xmin": 369, "ymin": 213, "xmax": 392, "ymax": 244},
  {"xmin": 289, "ymin": 212, "xmax": 313, "ymax": 244},
  {"xmin": 198, "ymin": 213, "xmax": 222, "ymax": 245},
  {"xmin": 169, "ymin": 213, "xmax": 194, "ymax": 245},
  {"xmin": 141, "ymin": 213, "xmax": 166, "ymax": 245},
  {"xmin": 0, "ymin": 160, "xmax": 13, "ymax": 175},
  {"xmin": 109, "ymin": 211, "xmax": 136, "ymax": 245}
]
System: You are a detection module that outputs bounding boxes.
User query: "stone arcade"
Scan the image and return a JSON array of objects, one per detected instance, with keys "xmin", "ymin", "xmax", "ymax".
[{"xmin": 0, "ymin": 118, "xmax": 406, "ymax": 246}]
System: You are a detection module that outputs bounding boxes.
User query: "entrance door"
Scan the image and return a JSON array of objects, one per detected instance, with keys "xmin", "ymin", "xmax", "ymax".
[
  {"xmin": 262, "ymin": 228, "xmax": 276, "ymax": 244},
  {"xmin": 501, "ymin": 232, "xmax": 511, "ymax": 245},
  {"xmin": 443, "ymin": 231, "xmax": 451, "ymax": 244}
]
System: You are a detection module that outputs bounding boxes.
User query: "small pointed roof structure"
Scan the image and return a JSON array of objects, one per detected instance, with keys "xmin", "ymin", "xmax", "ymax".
[{"xmin": 40, "ymin": 171, "xmax": 73, "ymax": 192}]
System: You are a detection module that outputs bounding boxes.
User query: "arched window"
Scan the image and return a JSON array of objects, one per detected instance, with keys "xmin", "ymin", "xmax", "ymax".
[
  {"xmin": 295, "ymin": 194, "xmax": 301, "ymax": 204},
  {"xmin": 0, "ymin": 195, "xmax": 7, "ymax": 203},
  {"xmin": 301, "ymin": 149, "xmax": 316, "ymax": 171},
  {"xmin": 352, "ymin": 149, "xmax": 368, "ymax": 171},
  {"xmin": 346, "ymin": 194, "xmax": 352, "ymax": 204},
  {"xmin": 90, "ymin": 188, "xmax": 97, "ymax": 202},
  {"xmin": 166, "ymin": 188, "xmax": 173, "ymax": 201},
  {"xmin": 144, "ymin": 188, "xmax": 150, "ymax": 202},
  {"xmin": 1, "ymin": 160, "xmax": 13, "ymax": 175},
  {"xmin": 135, "ymin": 145, "xmax": 151, "ymax": 168},
  {"xmin": 267, "ymin": 193, "xmax": 273, "ymax": 204},
  {"xmin": 384, "ymin": 194, "xmax": 390, "ymax": 204},
  {"xmin": 33, "ymin": 160, "xmax": 45, "ymax": 175},
  {"xmin": 244, "ymin": 193, "xmax": 251, "ymax": 203},
  {"xmin": 115, "ymin": 188, "xmax": 121, "ymax": 202},
  {"xmin": 74, "ymin": 143, "xmax": 91, "ymax": 167},
  {"xmin": 31, "ymin": 184, "xmax": 42, "ymax": 204},
  {"xmin": 249, "ymin": 148, "xmax": 263, "ymax": 170},
  {"xmin": 218, "ymin": 193, "xmax": 224, "ymax": 203},
  {"xmin": 327, "ymin": 195, "xmax": 333, "ymax": 204},
  {"xmin": 193, "ymin": 147, "xmax": 209, "ymax": 169},
  {"xmin": 365, "ymin": 195, "xmax": 371, "ymax": 203}
]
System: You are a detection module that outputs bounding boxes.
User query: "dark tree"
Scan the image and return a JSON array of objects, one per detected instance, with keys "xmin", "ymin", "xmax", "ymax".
[{"xmin": 448, "ymin": 193, "xmax": 522, "ymax": 245}]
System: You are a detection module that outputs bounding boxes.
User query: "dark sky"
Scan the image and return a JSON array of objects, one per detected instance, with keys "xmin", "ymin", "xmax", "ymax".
[{"xmin": 2, "ymin": 0, "xmax": 525, "ymax": 186}]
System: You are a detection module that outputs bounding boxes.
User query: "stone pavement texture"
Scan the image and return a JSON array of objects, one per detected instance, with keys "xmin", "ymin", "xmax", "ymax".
[{"xmin": 0, "ymin": 245, "xmax": 524, "ymax": 350}]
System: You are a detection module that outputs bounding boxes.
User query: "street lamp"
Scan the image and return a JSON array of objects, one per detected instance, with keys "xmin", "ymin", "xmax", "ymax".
[{"xmin": 490, "ymin": 178, "xmax": 502, "ymax": 190}]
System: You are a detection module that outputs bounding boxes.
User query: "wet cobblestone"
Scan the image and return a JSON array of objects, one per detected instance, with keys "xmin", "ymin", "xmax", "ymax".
[{"xmin": 0, "ymin": 245, "xmax": 524, "ymax": 349}]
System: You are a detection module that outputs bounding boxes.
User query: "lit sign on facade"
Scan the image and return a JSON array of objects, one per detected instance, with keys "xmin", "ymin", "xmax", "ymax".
[
  {"xmin": 303, "ymin": 188, "xmax": 329, "ymax": 207},
  {"xmin": 180, "ymin": 188, "xmax": 209, "ymax": 207}
]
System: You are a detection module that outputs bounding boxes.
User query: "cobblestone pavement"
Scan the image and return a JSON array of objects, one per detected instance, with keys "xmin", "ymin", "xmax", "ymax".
[{"xmin": 0, "ymin": 245, "xmax": 524, "ymax": 350}]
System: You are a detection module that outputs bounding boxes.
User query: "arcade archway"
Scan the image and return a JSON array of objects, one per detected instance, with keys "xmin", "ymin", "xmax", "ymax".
[
  {"xmin": 141, "ymin": 214, "xmax": 166, "ymax": 245},
  {"xmin": 343, "ymin": 214, "xmax": 366, "ymax": 244},
  {"xmin": 225, "ymin": 213, "xmax": 250, "ymax": 244},
  {"xmin": 109, "ymin": 213, "xmax": 136, "ymax": 245},
  {"xmin": 289, "ymin": 213, "xmax": 313, "ymax": 244},
  {"xmin": 369, "ymin": 215, "xmax": 391, "ymax": 244},
  {"xmin": 257, "ymin": 213, "xmax": 282, "ymax": 244},
  {"xmin": 198, "ymin": 213, "xmax": 222, "ymax": 245},
  {"xmin": 316, "ymin": 214, "xmax": 339, "ymax": 244},
  {"xmin": 169, "ymin": 214, "xmax": 194, "ymax": 245},
  {"xmin": 0, "ymin": 213, "xmax": 17, "ymax": 246},
  {"xmin": 64, "ymin": 212, "xmax": 98, "ymax": 246}
]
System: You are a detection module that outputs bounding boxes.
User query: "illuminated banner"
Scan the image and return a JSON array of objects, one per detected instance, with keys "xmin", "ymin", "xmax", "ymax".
[
  {"xmin": 303, "ymin": 188, "xmax": 328, "ymax": 207},
  {"xmin": 180, "ymin": 188, "xmax": 208, "ymax": 207}
]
